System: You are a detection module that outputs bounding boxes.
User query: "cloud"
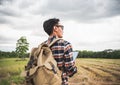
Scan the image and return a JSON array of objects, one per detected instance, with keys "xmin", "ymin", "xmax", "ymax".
[
  {"xmin": 63, "ymin": 16, "xmax": 120, "ymax": 51},
  {"xmin": 0, "ymin": 16, "xmax": 9, "ymax": 23},
  {"xmin": 0, "ymin": 0, "xmax": 120, "ymax": 51},
  {"xmin": 1, "ymin": 0, "xmax": 120, "ymax": 25},
  {"xmin": 30, "ymin": 0, "xmax": 120, "ymax": 22},
  {"xmin": 0, "ymin": 0, "xmax": 12, "ymax": 5},
  {"xmin": 0, "ymin": 7, "xmax": 20, "ymax": 17},
  {"xmin": 0, "ymin": 0, "xmax": 22, "ymax": 17},
  {"xmin": 0, "ymin": 35, "xmax": 15, "ymax": 44}
]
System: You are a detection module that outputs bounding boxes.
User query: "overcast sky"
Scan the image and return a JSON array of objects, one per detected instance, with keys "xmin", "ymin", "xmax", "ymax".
[{"xmin": 0, "ymin": 0, "xmax": 120, "ymax": 52}]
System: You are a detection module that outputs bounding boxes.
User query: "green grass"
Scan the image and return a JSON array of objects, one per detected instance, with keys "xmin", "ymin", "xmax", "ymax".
[
  {"xmin": 0, "ymin": 79, "xmax": 10, "ymax": 85},
  {"xmin": 0, "ymin": 58, "xmax": 28, "ymax": 85}
]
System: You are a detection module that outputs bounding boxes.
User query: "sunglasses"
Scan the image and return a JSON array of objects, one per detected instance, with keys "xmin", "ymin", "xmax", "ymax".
[{"xmin": 55, "ymin": 25, "xmax": 64, "ymax": 30}]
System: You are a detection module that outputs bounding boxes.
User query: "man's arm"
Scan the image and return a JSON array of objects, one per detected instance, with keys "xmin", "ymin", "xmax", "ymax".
[{"xmin": 64, "ymin": 42, "xmax": 77, "ymax": 77}]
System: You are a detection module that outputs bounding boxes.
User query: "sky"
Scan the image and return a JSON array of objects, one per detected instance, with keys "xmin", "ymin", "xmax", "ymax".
[{"xmin": 0, "ymin": 0, "xmax": 120, "ymax": 52}]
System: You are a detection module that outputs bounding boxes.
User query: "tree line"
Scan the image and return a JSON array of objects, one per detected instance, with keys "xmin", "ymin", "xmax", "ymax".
[
  {"xmin": 0, "ymin": 49, "xmax": 120, "ymax": 59},
  {"xmin": 0, "ymin": 36, "xmax": 120, "ymax": 59},
  {"xmin": 0, "ymin": 36, "xmax": 29, "ymax": 59},
  {"xmin": 77, "ymin": 49, "xmax": 120, "ymax": 59},
  {"xmin": 0, "ymin": 50, "xmax": 29, "ymax": 58}
]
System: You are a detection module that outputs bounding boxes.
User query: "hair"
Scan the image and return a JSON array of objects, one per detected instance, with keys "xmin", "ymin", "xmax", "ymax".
[{"xmin": 43, "ymin": 18, "xmax": 60, "ymax": 35}]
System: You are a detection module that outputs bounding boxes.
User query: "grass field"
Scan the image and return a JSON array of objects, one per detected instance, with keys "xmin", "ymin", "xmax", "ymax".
[
  {"xmin": 69, "ymin": 58, "xmax": 120, "ymax": 85},
  {"xmin": 0, "ymin": 58, "xmax": 120, "ymax": 85},
  {"xmin": 0, "ymin": 58, "xmax": 27, "ymax": 85}
]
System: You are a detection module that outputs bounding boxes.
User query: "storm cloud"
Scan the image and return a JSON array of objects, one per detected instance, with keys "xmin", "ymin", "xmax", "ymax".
[
  {"xmin": 1, "ymin": 0, "xmax": 120, "ymax": 22},
  {"xmin": 0, "ymin": 0, "xmax": 120, "ymax": 51}
]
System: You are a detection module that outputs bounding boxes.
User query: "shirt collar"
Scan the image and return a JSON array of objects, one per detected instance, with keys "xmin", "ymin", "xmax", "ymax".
[{"xmin": 47, "ymin": 35, "xmax": 58, "ymax": 44}]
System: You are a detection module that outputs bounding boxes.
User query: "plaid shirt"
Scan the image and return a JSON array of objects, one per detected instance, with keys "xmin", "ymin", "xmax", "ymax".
[{"xmin": 46, "ymin": 36, "xmax": 75, "ymax": 85}]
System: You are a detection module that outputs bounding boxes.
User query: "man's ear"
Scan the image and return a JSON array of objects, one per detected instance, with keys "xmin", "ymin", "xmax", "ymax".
[{"xmin": 53, "ymin": 26, "xmax": 58, "ymax": 32}]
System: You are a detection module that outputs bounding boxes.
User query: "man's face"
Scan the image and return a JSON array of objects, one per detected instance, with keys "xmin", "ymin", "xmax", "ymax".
[{"xmin": 54, "ymin": 23, "xmax": 64, "ymax": 38}]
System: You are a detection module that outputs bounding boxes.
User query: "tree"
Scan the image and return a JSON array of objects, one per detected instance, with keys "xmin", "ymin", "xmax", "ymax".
[{"xmin": 16, "ymin": 36, "xmax": 29, "ymax": 59}]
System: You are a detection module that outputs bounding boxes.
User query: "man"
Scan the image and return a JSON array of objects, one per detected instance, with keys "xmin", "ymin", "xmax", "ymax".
[{"xmin": 43, "ymin": 18, "xmax": 77, "ymax": 85}]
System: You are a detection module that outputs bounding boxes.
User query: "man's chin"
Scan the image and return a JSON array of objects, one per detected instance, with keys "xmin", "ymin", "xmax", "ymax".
[{"xmin": 59, "ymin": 36, "xmax": 63, "ymax": 38}]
